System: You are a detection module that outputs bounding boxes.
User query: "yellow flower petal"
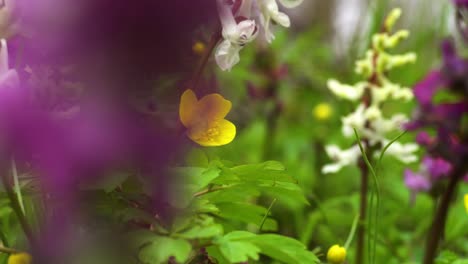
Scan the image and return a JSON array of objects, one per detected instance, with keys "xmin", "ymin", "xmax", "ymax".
[
  {"xmin": 8, "ymin": 253, "xmax": 32, "ymax": 264},
  {"xmin": 187, "ymin": 119, "xmax": 236, "ymax": 147},
  {"xmin": 196, "ymin": 93, "xmax": 232, "ymax": 122},
  {"xmin": 179, "ymin": 89, "xmax": 198, "ymax": 127},
  {"xmin": 327, "ymin": 244, "xmax": 346, "ymax": 264},
  {"xmin": 465, "ymin": 194, "xmax": 468, "ymax": 214}
]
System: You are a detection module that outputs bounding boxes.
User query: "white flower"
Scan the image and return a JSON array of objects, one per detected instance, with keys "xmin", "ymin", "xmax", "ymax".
[
  {"xmin": 378, "ymin": 141, "xmax": 418, "ymax": 164},
  {"xmin": 278, "ymin": 0, "xmax": 304, "ymax": 8},
  {"xmin": 215, "ymin": 40, "xmax": 243, "ymax": 72},
  {"xmin": 322, "ymin": 145, "xmax": 361, "ymax": 174},
  {"xmin": 0, "ymin": 38, "xmax": 18, "ymax": 87},
  {"xmin": 215, "ymin": 0, "xmax": 258, "ymax": 71},
  {"xmin": 327, "ymin": 79, "xmax": 366, "ymax": 101},
  {"xmin": 259, "ymin": 0, "xmax": 291, "ymax": 42},
  {"xmin": 371, "ymin": 114, "xmax": 407, "ymax": 135},
  {"xmin": 341, "ymin": 104, "xmax": 366, "ymax": 137}
]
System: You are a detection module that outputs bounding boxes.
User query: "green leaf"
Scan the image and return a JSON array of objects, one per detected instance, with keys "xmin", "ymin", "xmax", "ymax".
[
  {"xmin": 215, "ymin": 231, "xmax": 260, "ymax": 263},
  {"xmin": 139, "ymin": 236, "xmax": 192, "ymax": 264},
  {"xmin": 176, "ymin": 223, "xmax": 224, "ymax": 240},
  {"xmin": 215, "ymin": 202, "xmax": 277, "ymax": 231},
  {"xmin": 250, "ymin": 234, "xmax": 319, "ymax": 264},
  {"xmin": 230, "ymin": 161, "xmax": 298, "ymax": 184}
]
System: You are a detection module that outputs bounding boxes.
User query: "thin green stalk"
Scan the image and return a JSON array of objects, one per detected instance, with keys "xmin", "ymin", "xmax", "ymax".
[
  {"xmin": 259, "ymin": 198, "xmax": 277, "ymax": 231},
  {"xmin": 11, "ymin": 159, "xmax": 25, "ymax": 215},
  {"xmin": 344, "ymin": 214, "xmax": 360, "ymax": 249},
  {"xmin": 354, "ymin": 129, "xmax": 379, "ymax": 264},
  {"xmin": 0, "ymin": 172, "xmax": 35, "ymax": 246},
  {"xmin": 0, "ymin": 245, "xmax": 17, "ymax": 254}
]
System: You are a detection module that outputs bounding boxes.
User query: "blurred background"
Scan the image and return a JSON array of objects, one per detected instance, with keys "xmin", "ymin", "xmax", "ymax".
[{"xmin": 201, "ymin": 0, "xmax": 468, "ymax": 263}]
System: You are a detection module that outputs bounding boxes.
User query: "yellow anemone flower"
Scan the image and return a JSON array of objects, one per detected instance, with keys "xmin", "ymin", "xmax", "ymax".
[
  {"xmin": 327, "ymin": 244, "xmax": 346, "ymax": 264},
  {"xmin": 465, "ymin": 194, "xmax": 468, "ymax": 214},
  {"xmin": 179, "ymin": 89, "xmax": 236, "ymax": 147},
  {"xmin": 8, "ymin": 253, "xmax": 32, "ymax": 264}
]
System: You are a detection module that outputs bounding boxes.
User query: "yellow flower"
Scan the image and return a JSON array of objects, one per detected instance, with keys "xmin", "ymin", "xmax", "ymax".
[
  {"xmin": 313, "ymin": 103, "xmax": 332, "ymax": 121},
  {"xmin": 327, "ymin": 244, "xmax": 346, "ymax": 264},
  {"xmin": 8, "ymin": 253, "xmax": 32, "ymax": 264},
  {"xmin": 192, "ymin": 41, "xmax": 206, "ymax": 55},
  {"xmin": 465, "ymin": 194, "xmax": 468, "ymax": 214},
  {"xmin": 179, "ymin": 89, "xmax": 236, "ymax": 147}
]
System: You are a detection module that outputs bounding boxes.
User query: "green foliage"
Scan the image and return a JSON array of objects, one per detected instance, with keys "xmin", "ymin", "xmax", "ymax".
[{"xmin": 123, "ymin": 160, "xmax": 317, "ymax": 263}]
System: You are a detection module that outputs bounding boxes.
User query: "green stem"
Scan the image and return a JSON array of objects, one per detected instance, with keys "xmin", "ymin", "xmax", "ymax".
[
  {"xmin": 11, "ymin": 159, "xmax": 25, "ymax": 215},
  {"xmin": 356, "ymin": 157, "xmax": 369, "ymax": 264},
  {"xmin": 0, "ymin": 172, "xmax": 35, "ymax": 246},
  {"xmin": 0, "ymin": 245, "xmax": 17, "ymax": 254},
  {"xmin": 191, "ymin": 27, "xmax": 222, "ymax": 91},
  {"xmin": 422, "ymin": 169, "xmax": 464, "ymax": 264}
]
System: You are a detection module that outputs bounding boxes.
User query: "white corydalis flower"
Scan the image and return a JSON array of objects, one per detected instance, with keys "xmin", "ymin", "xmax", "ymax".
[
  {"xmin": 215, "ymin": 0, "xmax": 258, "ymax": 71},
  {"xmin": 322, "ymin": 145, "xmax": 361, "ymax": 174},
  {"xmin": 259, "ymin": 0, "xmax": 291, "ymax": 43},
  {"xmin": 277, "ymin": 0, "xmax": 304, "ymax": 8},
  {"xmin": 378, "ymin": 141, "xmax": 418, "ymax": 164},
  {"xmin": 215, "ymin": 0, "xmax": 304, "ymax": 70},
  {"xmin": 0, "ymin": 38, "xmax": 18, "ymax": 87}
]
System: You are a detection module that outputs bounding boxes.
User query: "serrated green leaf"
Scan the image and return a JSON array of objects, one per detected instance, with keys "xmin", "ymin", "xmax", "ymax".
[
  {"xmin": 230, "ymin": 161, "xmax": 298, "ymax": 184},
  {"xmin": 216, "ymin": 231, "xmax": 260, "ymax": 263},
  {"xmin": 139, "ymin": 236, "xmax": 191, "ymax": 264},
  {"xmin": 176, "ymin": 223, "xmax": 223, "ymax": 240},
  {"xmin": 249, "ymin": 234, "xmax": 319, "ymax": 264},
  {"xmin": 215, "ymin": 202, "xmax": 277, "ymax": 231}
]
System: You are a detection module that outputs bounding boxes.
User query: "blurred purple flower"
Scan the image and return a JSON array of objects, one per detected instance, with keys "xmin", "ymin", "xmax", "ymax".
[
  {"xmin": 454, "ymin": 0, "xmax": 468, "ymax": 8},
  {"xmin": 404, "ymin": 169, "xmax": 431, "ymax": 192},
  {"xmin": 406, "ymin": 39, "xmax": 468, "ymax": 162},
  {"xmin": 422, "ymin": 156, "xmax": 453, "ymax": 180}
]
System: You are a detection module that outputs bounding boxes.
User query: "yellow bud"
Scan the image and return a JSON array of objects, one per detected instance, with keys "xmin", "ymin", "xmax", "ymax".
[
  {"xmin": 8, "ymin": 253, "xmax": 32, "ymax": 264},
  {"xmin": 313, "ymin": 103, "xmax": 332, "ymax": 121},
  {"xmin": 192, "ymin": 41, "xmax": 206, "ymax": 55},
  {"xmin": 327, "ymin": 244, "xmax": 346, "ymax": 264},
  {"xmin": 464, "ymin": 194, "xmax": 468, "ymax": 214}
]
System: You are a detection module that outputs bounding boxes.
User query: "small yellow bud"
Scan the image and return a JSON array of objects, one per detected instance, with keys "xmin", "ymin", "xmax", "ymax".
[
  {"xmin": 8, "ymin": 252, "xmax": 32, "ymax": 264},
  {"xmin": 192, "ymin": 41, "xmax": 206, "ymax": 55},
  {"xmin": 464, "ymin": 194, "xmax": 468, "ymax": 214},
  {"xmin": 313, "ymin": 103, "xmax": 332, "ymax": 121},
  {"xmin": 327, "ymin": 244, "xmax": 346, "ymax": 264}
]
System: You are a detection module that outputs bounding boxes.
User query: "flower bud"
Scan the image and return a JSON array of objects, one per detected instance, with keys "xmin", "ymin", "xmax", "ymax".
[
  {"xmin": 8, "ymin": 253, "xmax": 32, "ymax": 264},
  {"xmin": 464, "ymin": 194, "xmax": 468, "ymax": 214},
  {"xmin": 327, "ymin": 244, "xmax": 346, "ymax": 264},
  {"xmin": 192, "ymin": 41, "xmax": 206, "ymax": 55},
  {"xmin": 384, "ymin": 8, "xmax": 402, "ymax": 31},
  {"xmin": 313, "ymin": 103, "xmax": 333, "ymax": 121}
]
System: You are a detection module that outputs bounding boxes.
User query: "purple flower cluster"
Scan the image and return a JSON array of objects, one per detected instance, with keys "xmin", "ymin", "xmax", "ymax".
[{"xmin": 404, "ymin": 39, "xmax": 468, "ymax": 195}]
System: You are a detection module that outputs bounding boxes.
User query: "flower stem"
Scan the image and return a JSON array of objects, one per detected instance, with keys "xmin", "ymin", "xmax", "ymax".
[
  {"xmin": 356, "ymin": 158, "xmax": 369, "ymax": 264},
  {"xmin": 191, "ymin": 27, "xmax": 222, "ymax": 90},
  {"xmin": 0, "ymin": 245, "xmax": 18, "ymax": 254},
  {"xmin": 422, "ymin": 168, "xmax": 464, "ymax": 264},
  {"xmin": 0, "ymin": 171, "xmax": 36, "ymax": 246}
]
